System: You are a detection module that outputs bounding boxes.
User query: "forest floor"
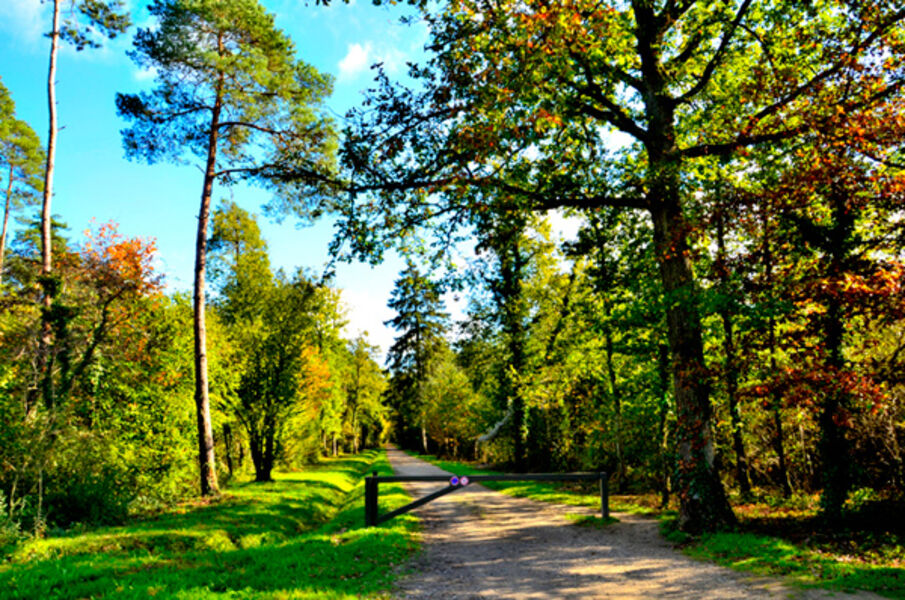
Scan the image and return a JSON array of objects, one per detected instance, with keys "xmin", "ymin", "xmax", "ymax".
[{"xmin": 388, "ymin": 448, "xmax": 893, "ymax": 599}]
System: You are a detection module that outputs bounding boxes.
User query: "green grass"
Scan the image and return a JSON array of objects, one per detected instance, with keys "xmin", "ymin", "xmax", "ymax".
[
  {"xmin": 0, "ymin": 450, "xmax": 418, "ymax": 599},
  {"xmin": 660, "ymin": 513, "xmax": 905, "ymax": 599},
  {"xmin": 564, "ymin": 514, "xmax": 619, "ymax": 529}
]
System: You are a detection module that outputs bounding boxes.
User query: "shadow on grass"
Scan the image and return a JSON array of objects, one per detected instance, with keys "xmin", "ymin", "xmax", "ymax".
[
  {"xmin": 1, "ymin": 451, "xmax": 419, "ymax": 600},
  {"xmin": 658, "ymin": 505, "xmax": 905, "ymax": 600},
  {"xmin": 685, "ymin": 530, "xmax": 905, "ymax": 599}
]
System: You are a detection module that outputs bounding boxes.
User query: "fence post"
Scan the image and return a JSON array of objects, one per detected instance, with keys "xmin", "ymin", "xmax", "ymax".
[
  {"xmin": 365, "ymin": 471, "xmax": 378, "ymax": 526},
  {"xmin": 599, "ymin": 472, "xmax": 609, "ymax": 520}
]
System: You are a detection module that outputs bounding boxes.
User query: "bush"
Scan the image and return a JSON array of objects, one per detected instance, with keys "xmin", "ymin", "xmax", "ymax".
[{"xmin": 42, "ymin": 433, "xmax": 135, "ymax": 527}]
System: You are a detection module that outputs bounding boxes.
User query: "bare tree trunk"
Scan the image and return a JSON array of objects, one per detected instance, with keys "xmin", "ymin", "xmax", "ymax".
[
  {"xmin": 0, "ymin": 166, "xmax": 13, "ymax": 286},
  {"xmin": 605, "ymin": 322, "xmax": 626, "ymax": 491},
  {"xmin": 223, "ymin": 424, "xmax": 234, "ymax": 477},
  {"xmin": 657, "ymin": 343, "xmax": 671, "ymax": 508},
  {"xmin": 769, "ymin": 321, "xmax": 792, "ymax": 497},
  {"xmin": 761, "ymin": 200, "xmax": 792, "ymax": 497},
  {"xmin": 42, "ymin": 0, "xmax": 59, "ymax": 281},
  {"xmin": 716, "ymin": 210, "xmax": 751, "ymax": 498},
  {"xmin": 32, "ymin": 0, "xmax": 62, "ymax": 415},
  {"xmin": 192, "ymin": 73, "xmax": 223, "ymax": 497}
]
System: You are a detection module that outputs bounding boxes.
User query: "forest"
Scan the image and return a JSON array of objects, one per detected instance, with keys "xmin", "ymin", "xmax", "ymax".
[{"xmin": 1, "ymin": 0, "xmax": 905, "ymax": 574}]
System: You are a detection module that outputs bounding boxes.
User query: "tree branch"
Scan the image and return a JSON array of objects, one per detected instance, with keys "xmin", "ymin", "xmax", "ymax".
[{"xmin": 674, "ymin": 0, "xmax": 754, "ymax": 105}]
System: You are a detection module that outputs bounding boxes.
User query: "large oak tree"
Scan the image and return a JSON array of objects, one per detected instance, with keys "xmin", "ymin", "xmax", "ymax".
[{"xmin": 339, "ymin": 0, "xmax": 905, "ymax": 531}]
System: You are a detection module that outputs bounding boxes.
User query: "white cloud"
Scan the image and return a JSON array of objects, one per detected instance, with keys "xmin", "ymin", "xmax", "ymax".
[
  {"xmin": 337, "ymin": 42, "xmax": 372, "ymax": 81},
  {"xmin": 339, "ymin": 286, "xmax": 395, "ymax": 365},
  {"xmin": 133, "ymin": 66, "xmax": 158, "ymax": 82},
  {"xmin": 0, "ymin": 0, "xmax": 47, "ymax": 45}
]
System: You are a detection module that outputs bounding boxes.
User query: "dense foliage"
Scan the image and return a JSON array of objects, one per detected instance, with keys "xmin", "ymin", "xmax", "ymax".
[
  {"xmin": 1, "ymin": 0, "xmax": 904, "ymax": 546},
  {"xmin": 341, "ymin": 0, "xmax": 905, "ymax": 531}
]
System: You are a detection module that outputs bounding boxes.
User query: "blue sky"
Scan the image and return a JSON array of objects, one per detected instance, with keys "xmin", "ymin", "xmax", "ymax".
[{"xmin": 0, "ymin": 0, "xmax": 439, "ymax": 360}]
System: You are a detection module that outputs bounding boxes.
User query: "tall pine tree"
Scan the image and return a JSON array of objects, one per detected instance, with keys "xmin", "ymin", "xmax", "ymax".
[{"xmin": 117, "ymin": 0, "xmax": 337, "ymax": 495}]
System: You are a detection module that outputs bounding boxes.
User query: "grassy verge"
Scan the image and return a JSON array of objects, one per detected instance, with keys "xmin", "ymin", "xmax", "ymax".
[
  {"xmin": 409, "ymin": 453, "xmax": 667, "ymax": 520},
  {"xmin": 0, "ymin": 450, "xmax": 418, "ymax": 599},
  {"xmin": 659, "ymin": 497, "xmax": 905, "ymax": 599}
]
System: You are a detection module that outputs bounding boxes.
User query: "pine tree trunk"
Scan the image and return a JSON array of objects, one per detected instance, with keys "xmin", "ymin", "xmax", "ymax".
[
  {"xmin": 192, "ymin": 74, "xmax": 223, "ymax": 497},
  {"xmin": 33, "ymin": 0, "xmax": 61, "ymax": 415},
  {"xmin": 0, "ymin": 166, "xmax": 12, "ymax": 286}
]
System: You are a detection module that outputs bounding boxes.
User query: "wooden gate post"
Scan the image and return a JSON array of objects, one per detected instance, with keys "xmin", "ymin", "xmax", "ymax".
[
  {"xmin": 365, "ymin": 471, "xmax": 378, "ymax": 527},
  {"xmin": 600, "ymin": 472, "xmax": 609, "ymax": 520}
]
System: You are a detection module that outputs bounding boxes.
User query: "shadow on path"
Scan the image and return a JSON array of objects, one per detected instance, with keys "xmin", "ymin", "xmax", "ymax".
[{"xmin": 387, "ymin": 448, "xmax": 883, "ymax": 600}]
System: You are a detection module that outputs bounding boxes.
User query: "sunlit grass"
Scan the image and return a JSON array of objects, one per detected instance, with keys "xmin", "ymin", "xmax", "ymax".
[
  {"xmin": 683, "ymin": 529, "xmax": 905, "ymax": 599},
  {"xmin": 1, "ymin": 450, "xmax": 418, "ymax": 599},
  {"xmin": 659, "ymin": 496, "xmax": 905, "ymax": 599}
]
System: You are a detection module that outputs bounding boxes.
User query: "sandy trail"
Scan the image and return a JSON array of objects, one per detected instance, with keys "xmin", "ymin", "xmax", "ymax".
[{"xmin": 387, "ymin": 448, "xmax": 880, "ymax": 600}]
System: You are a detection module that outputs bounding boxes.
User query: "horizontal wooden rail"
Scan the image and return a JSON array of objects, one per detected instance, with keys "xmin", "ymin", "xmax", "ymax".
[{"xmin": 365, "ymin": 470, "xmax": 608, "ymax": 526}]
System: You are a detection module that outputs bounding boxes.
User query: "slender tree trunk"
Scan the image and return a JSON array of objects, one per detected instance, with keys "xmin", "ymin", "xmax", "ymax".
[
  {"xmin": 761, "ymin": 200, "xmax": 792, "ymax": 496},
  {"xmin": 499, "ymin": 234, "xmax": 527, "ymax": 470},
  {"xmin": 0, "ymin": 166, "xmax": 13, "ymax": 286},
  {"xmin": 604, "ymin": 317, "xmax": 626, "ymax": 492},
  {"xmin": 223, "ymin": 424, "xmax": 234, "ymax": 477},
  {"xmin": 768, "ymin": 320, "xmax": 792, "ymax": 497},
  {"xmin": 716, "ymin": 210, "xmax": 752, "ymax": 498},
  {"xmin": 648, "ymin": 155, "xmax": 735, "ymax": 532},
  {"xmin": 42, "ymin": 0, "xmax": 59, "ymax": 281},
  {"xmin": 32, "ymin": 0, "xmax": 62, "ymax": 415},
  {"xmin": 657, "ymin": 343, "xmax": 671, "ymax": 508},
  {"xmin": 192, "ymin": 77, "xmax": 223, "ymax": 497}
]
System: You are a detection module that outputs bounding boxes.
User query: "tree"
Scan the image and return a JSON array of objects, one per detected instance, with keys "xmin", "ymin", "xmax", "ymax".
[
  {"xmin": 340, "ymin": 0, "xmax": 905, "ymax": 532},
  {"xmin": 385, "ymin": 261, "xmax": 449, "ymax": 452},
  {"xmin": 36, "ymin": 0, "xmax": 130, "ymax": 412},
  {"xmin": 342, "ymin": 334, "xmax": 388, "ymax": 453},
  {"xmin": 763, "ymin": 108, "xmax": 905, "ymax": 519},
  {"xmin": 117, "ymin": 0, "xmax": 337, "ymax": 495},
  {"xmin": 228, "ymin": 274, "xmax": 335, "ymax": 482},
  {"xmin": 0, "ymin": 79, "xmax": 44, "ymax": 287},
  {"xmin": 469, "ymin": 202, "xmax": 531, "ymax": 468}
]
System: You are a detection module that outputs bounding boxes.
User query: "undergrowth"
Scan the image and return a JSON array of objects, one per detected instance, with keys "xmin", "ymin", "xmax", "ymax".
[{"xmin": 0, "ymin": 450, "xmax": 418, "ymax": 599}]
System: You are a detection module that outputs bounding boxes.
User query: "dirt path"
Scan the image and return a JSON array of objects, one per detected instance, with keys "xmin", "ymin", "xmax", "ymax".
[{"xmin": 388, "ymin": 448, "xmax": 881, "ymax": 600}]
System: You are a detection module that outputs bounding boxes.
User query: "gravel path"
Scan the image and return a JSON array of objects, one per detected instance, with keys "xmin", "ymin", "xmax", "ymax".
[{"xmin": 388, "ymin": 448, "xmax": 881, "ymax": 600}]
